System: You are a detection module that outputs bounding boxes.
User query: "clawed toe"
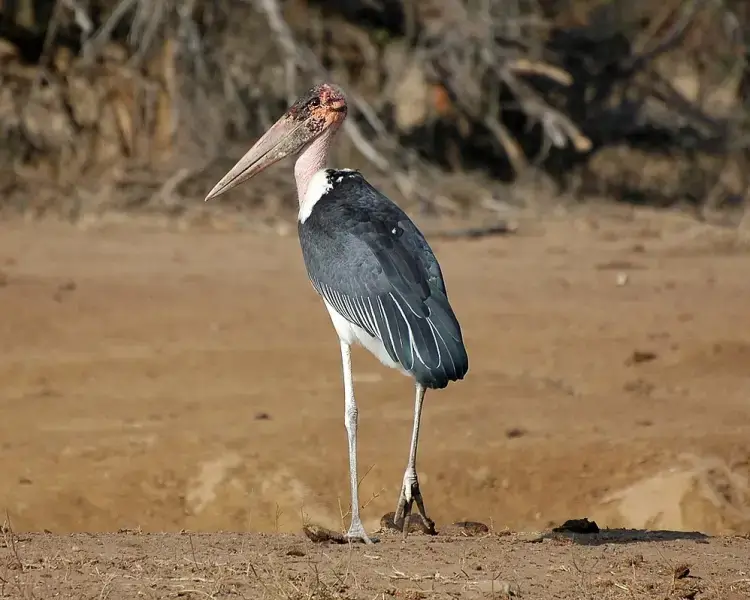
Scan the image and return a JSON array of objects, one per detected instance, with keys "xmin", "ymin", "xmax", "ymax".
[
  {"xmin": 346, "ymin": 523, "xmax": 379, "ymax": 545},
  {"xmin": 394, "ymin": 481, "xmax": 436, "ymax": 538}
]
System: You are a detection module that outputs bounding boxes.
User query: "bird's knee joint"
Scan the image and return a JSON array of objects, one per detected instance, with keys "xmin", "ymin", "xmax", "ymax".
[
  {"xmin": 403, "ymin": 468, "xmax": 418, "ymax": 488},
  {"xmin": 344, "ymin": 402, "xmax": 358, "ymax": 429}
]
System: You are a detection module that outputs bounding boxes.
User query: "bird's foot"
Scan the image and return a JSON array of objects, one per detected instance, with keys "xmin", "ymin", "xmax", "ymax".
[
  {"xmin": 394, "ymin": 471, "xmax": 436, "ymax": 539},
  {"xmin": 345, "ymin": 519, "xmax": 379, "ymax": 545}
]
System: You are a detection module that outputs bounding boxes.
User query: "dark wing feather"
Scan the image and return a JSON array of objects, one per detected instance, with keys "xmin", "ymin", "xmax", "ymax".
[{"xmin": 298, "ymin": 170, "xmax": 468, "ymax": 389}]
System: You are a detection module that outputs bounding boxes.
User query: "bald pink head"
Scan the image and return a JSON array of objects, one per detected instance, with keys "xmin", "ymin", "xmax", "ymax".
[{"xmin": 204, "ymin": 83, "xmax": 348, "ymax": 202}]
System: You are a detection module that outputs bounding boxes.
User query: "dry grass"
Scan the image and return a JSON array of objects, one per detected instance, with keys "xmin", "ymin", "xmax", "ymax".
[{"xmin": 1, "ymin": 523, "xmax": 750, "ymax": 599}]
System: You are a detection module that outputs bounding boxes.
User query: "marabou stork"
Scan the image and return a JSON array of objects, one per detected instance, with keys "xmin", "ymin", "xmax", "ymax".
[{"xmin": 204, "ymin": 83, "xmax": 469, "ymax": 544}]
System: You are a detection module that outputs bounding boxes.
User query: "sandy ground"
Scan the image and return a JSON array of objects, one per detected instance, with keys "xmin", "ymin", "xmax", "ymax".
[
  {"xmin": 2, "ymin": 528, "xmax": 750, "ymax": 599},
  {"xmin": 1, "ymin": 206, "xmax": 750, "ymax": 598}
]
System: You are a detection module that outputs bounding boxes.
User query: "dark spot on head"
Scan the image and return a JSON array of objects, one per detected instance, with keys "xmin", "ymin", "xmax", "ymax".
[
  {"xmin": 281, "ymin": 83, "xmax": 348, "ymax": 150},
  {"xmin": 287, "ymin": 82, "xmax": 347, "ymax": 122}
]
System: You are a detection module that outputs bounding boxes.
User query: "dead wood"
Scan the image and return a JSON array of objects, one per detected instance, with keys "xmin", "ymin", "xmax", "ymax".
[{"xmin": 0, "ymin": 0, "xmax": 747, "ymax": 223}]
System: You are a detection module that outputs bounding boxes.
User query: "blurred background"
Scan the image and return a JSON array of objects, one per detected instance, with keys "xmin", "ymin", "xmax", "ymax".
[{"xmin": 1, "ymin": 0, "xmax": 749, "ymax": 537}]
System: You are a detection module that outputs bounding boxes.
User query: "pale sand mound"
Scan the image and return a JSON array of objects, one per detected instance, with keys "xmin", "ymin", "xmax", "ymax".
[
  {"xmin": 592, "ymin": 453, "xmax": 750, "ymax": 533},
  {"xmin": 184, "ymin": 454, "xmax": 345, "ymax": 532}
]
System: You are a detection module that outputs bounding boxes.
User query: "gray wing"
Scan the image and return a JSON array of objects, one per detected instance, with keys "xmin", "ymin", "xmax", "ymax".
[{"xmin": 298, "ymin": 171, "xmax": 468, "ymax": 389}]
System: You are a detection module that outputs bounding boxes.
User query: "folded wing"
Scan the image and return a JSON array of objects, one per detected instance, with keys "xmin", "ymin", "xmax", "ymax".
[{"xmin": 298, "ymin": 170, "xmax": 469, "ymax": 389}]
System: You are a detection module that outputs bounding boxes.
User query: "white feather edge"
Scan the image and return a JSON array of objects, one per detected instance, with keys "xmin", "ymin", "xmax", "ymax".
[{"xmin": 298, "ymin": 168, "xmax": 356, "ymax": 223}]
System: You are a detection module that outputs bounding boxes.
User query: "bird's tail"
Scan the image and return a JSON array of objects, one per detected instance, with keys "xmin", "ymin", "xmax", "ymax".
[{"xmin": 410, "ymin": 289, "xmax": 469, "ymax": 390}]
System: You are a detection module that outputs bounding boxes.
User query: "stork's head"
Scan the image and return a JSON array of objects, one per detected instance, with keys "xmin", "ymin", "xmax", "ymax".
[{"xmin": 204, "ymin": 83, "xmax": 347, "ymax": 201}]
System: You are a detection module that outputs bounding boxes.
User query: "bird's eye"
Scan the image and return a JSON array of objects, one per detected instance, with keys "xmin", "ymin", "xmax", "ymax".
[{"xmin": 309, "ymin": 97, "xmax": 321, "ymax": 107}]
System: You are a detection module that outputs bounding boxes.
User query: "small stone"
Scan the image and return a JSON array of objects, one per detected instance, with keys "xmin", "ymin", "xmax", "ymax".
[
  {"xmin": 625, "ymin": 350, "xmax": 657, "ymax": 366},
  {"xmin": 505, "ymin": 427, "xmax": 526, "ymax": 439},
  {"xmin": 443, "ymin": 521, "xmax": 489, "ymax": 536},
  {"xmin": 302, "ymin": 524, "xmax": 346, "ymax": 544},
  {"xmin": 674, "ymin": 563, "xmax": 690, "ymax": 579},
  {"xmin": 552, "ymin": 518, "xmax": 600, "ymax": 534}
]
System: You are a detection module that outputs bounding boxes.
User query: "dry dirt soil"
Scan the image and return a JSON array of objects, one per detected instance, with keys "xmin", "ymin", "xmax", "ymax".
[{"xmin": 1, "ymin": 206, "xmax": 750, "ymax": 598}]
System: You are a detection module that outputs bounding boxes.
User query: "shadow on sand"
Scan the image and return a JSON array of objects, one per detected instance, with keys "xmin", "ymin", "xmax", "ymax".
[{"xmin": 543, "ymin": 527, "xmax": 711, "ymax": 546}]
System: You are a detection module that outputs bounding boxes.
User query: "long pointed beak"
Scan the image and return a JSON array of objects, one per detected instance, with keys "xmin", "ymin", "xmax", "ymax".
[{"xmin": 204, "ymin": 116, "xmax": 306, "ymax": 202}]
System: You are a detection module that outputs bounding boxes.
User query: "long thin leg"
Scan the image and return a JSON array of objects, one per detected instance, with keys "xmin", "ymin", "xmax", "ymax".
[
  {"xmin": 394, "ymin": 383, "xmax": 436, "ymax": 538},
  {"xmin": 340, "ymin": 341, "xmax": 378, "ymax": 544}
]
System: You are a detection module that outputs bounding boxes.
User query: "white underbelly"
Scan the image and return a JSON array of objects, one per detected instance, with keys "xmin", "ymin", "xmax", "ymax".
[{"xmin": 322, "ymin": 298, "xmax": 410, "ymax": 377}]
